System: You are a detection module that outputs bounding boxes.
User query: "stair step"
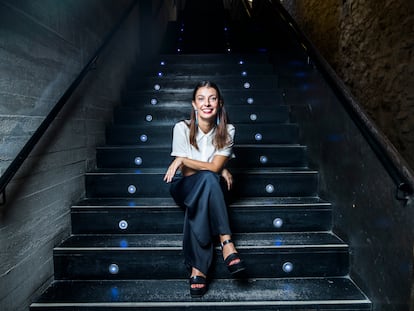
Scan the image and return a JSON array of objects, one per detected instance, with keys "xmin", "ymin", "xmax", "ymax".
[
  {"xmin": 85, "ymin": 168, "xmax": 319, "ymax": 198},
  {"xmin": 124, "ymin": 89, "xmax": 285, "ymax": 106},
  {"xmin": 71, "ymin": 197, "xmax": 332, "ymax": 234},
  {"xmin": 129, "ymin": 75, "xmax": 278, "ymax": 91},
  {"xmin": 148, "ymin": 63, "xmax": 275, "ymax": 76},
  {"xmin": 156, "ymin": 53, "xmax": 271, "ymax": 64},
  {"xmin": 53, "ymin": 232, "xmax": 349, "ymax": 280},
  {"xmin": 96, "ymin": 145, "xmax": 308, "ymax": 169},
  {"xmin": 105, "ymin": 123, "xmax": 299, "ymax": 145},
  {"xmin": 113, "ymin": 104, "xmax": 290, "ymax": 125},
  {"xmin": 30, "ymin": 277, "xmax": 371, "ymax": 310}
]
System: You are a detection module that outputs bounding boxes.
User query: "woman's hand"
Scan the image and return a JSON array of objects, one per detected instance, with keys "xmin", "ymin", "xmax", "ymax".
[
  {"xmin": 164, "ymin": 157, "xmax": 183, "ymax": 183},
  {"xmin": 221, "ymin": 168, "xmax": 233, "ymax": 191}
]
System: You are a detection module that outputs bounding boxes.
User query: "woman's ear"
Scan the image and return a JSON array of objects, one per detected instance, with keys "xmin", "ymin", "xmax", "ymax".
[{"xmin": 192, "ymin": 101, "xmax": 197, "ymax": 110}]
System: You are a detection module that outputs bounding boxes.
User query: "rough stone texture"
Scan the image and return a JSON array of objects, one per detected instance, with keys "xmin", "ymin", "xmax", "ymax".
[{"xmin": 282, "ymin": 0, "xmax": 414, "ymax": 171}]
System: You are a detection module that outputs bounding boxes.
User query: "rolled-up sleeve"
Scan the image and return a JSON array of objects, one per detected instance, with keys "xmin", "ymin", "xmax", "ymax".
[
  {"xmin": 171, "ymin": 122, "xmax": 189, "ymax": 157},
  {"xmin": 215, "ymin": 124, "xmax": 235, "ymax": 158}
]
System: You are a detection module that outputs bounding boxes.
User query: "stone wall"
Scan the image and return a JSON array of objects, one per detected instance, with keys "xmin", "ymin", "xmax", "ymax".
[{"xmin": 281, "ymin": 0, "xmax": 414, "ymax": 170}]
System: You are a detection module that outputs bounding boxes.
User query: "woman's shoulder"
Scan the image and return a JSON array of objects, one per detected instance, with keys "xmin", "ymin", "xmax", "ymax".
[
  {"xmin": 174, "ymin": 120, "xmax": 191, "ymax": 132},
  {"xmin": 226, "ymin": 123, "xmax": 235, "ymax": 132}
]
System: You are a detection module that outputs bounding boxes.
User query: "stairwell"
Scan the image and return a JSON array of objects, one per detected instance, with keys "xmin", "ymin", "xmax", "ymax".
[{"xmin": 30, "ymin": 2, "xmax": 373, "ymax": 311}]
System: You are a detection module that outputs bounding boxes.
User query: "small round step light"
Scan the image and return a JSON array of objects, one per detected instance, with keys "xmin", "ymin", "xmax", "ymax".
[
  {"xmin": 239, "ymin": 60, "xmax": 244, "ymax": 65},
  {"xmin": 241, "ymin": 71, "xmax": 247, "ymax": 77},
  {"xmin": 247, "ymin": 97, "xmax": 254, "ymax": 104},
  {"xmin": 140, "ymin": 134, "xmax": 148, "ymax": 142},
  {"xmin": 154, "ymin": 84, "xmax": 161, "ymax": 91},
  {"xmin": 157, "ymin": 72, "xmax": 163, "ymax": 77},
  {"xmin": 134, "ymin": 157, "xmax": 143, "ymax": 166},
  {"xmin": 119, "ymin": 220, "xmax": 128, "ymax": 230},
  {"xmin": 255, "ymin": 133, "xmax": 263, "ymax": 141},
  {"xmin": 260, "ymin": 156, "xmax": 268, "ymax": 164},
  {"xmin": 150, "ymin": 98, "xmax": 158, "ymax": 105},
  {"xmin": 273, "ymin": 218, "xmax": 283, "ymax": 228},
  {"xmin": 265, "ymin": 184, "xmax": 275, "ymax": 194},
  {"xmin": 109, "ymin": 264, "xmax": 119, "ymax": 275},
  {"xmin": 282, "ymin": 262, "xmax": 294, "ymax": 273},
  {"xmin": 250, "ymin": 114, "xmax": 257, "ymax": 121},
  {"xmin": 128, "ymin": 185, "xmax": 136, "ymax": 194},
  {"xmin": 145, "ymin": 114, "xmax": 153, "ymax": 122},
  {"xmin": 243, "ymin": 82, "xmax": 251, "ymax": 89},
  {"xmin": 160, "ymin": 61, "xmax": 166, "ymax": 66}
]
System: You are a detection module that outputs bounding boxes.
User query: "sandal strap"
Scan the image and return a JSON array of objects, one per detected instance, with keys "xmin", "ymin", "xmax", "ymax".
[
  {"xmin": 189, "ymin": 275, "xmax": 207, "ymax": 285},
  {"xmin": 223, "ymin": 252, "xmax": 240, "ymax": 265},
  {"xmin": 220, "ymin": 239, "xmax": 233, "ymax": 249}
]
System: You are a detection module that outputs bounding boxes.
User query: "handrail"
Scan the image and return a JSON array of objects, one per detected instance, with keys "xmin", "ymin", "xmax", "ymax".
[
  {"xmin": 268, "ymin": 0, "xmax": 414, "ymax": 199},
  {"xmin": 0, "ymin": 0, "xmax": 139, "ymax": 205}
]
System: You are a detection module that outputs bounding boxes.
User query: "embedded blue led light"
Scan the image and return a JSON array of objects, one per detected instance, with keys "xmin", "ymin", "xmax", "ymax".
[
  {"xmin": 119, "ymin": 220, "xmax": 128, "ymax": 230},
  {"xmin": 282, "ymin": 262, "xmax": 293, "ymax": 273},
  {"xmin": 239, "ymin": 60, "xmax": 244, "ymax": 65},
  {"xmin": 274, "ymin": 238, "xmax": 283, "ymax": 246},
  {"xmin": 109, "ymin": 264, "xmax": 119, "ymax": 274},
  {"xmin": 250, "ymin": 113, "xmax": 257, "ymax": 121},
  {"xmin": 247, "ymin": 97, "xmax": 254, "ymax": 104},
  {"xmin": 259, "ymin": 155, "xmax": 268, "ymax": 164},
  {"xmin": 177, "ymin": 48, "xmax": 181, "ymax": 52},
  {"xmin": 254, "ymin": 133, "xmax": 262, "ymax": 141},
  {"xmin": 241, "ymin": 71, "xmax": 247, "ymax": 76},
  {"xmin": 160, "ymin": 61, "xmax": 165, "ymax": 66},
  {"xmin": 265, "ymin": 184, "xmax": 275, "ymax": 193},
  {"xmin": 110, "ymin": 286, "xmax": 119, "ymax": 301},
  {"xmin": 243, "ymin": 82, "xmax": 251, "ymax": 89},
  {"xmin": 273, "ymin": 218, "xmax": 283, "ymax": 228},
  {"xmin": 128, "ymin": 185, "xmax": 136, "ymax": 194},
  {"xmin": 157, "ymin": 72, "xmax": 163, "ymax": 77},
  {"xmin": 145, "ymin": 114, "xmax": 153, "ymax": 122},
  {"xmin": 120, "ymin": 239, "xmax": 129, "ymax": 248},
  {"xmin": 154, "ymin": 84, "xmax": 161, "ymax": 91},
  {"xmin": 134, "ymin": 157, "xmax": 143, "ymax": 166},
  {"xmin": 128, "ymin": 201, "xmax": 136, "ymax": 207},
  {"xmin": 150, "ymin": 98, "xmax": 158, "ymax": 105},
  {"xmin": 140, "ymin": 134, "xmax": 148, "ymax": 142}
]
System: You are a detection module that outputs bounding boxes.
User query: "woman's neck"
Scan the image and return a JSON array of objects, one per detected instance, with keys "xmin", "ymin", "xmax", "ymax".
[{"xmin": 198, "ymin": 119, "xmax": 215, "ymax": 134}]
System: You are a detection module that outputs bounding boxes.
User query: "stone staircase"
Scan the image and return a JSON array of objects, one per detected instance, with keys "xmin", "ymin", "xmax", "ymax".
[{"xmin": 30, "ymin": 53, "xmax": 371, "ymax": 310}]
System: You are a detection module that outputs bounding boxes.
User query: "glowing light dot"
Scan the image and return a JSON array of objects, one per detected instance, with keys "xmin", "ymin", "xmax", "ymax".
[
  {"xmin": 239, "ymin": 60, "xmax": 244, "ymax": 65},
  {"xmin": 177, "ymin": 48, "xmax": 181, "ymax": 52},
  {"xmin": 260, "ymin": 156, "xmax": 268, "ymax": 164},
  {"xmin": 255, "ymin": 133, "xmax": 262, "ymax": 141},
  {"xmin": 241, "ymin": 71, "xmax": 247, "ymax": 76},
  {"xmin": 150, "ymin": 98, "xmax": 158, "ymax": 105},
  {"xmin": 157, "ymin": 72, "xmax": 163, "ymax": 77},
  {"xmin": 128, "ymin": 185, "xmax": 136, "ymax": 194},
  {"xmin": 119, "ymin": 220, "xmax": 128, "ymax": 230},
  {"xmin": 247, "ymin": 97, "xmax": 254, "ymax": 104},
  {"xmin": 282, "ymin": 262, "xmax": 293, "ymax": 273},
  {"xmin": 160, "ymin": 61, "xmax": 165, "ymax": 66},
  {"xmin": 273, "ymin": 218, "xmax": 283, "ymax": 228},
  {"xmin": 250, "ymin": 114, "xmax": 257, "ymax": 121},
  {"xmin": 109, "ymin": 264, "xmax": 119, "ymax": 274},
  {"xmin": 265, "ymin": 184, "xmax": 275, "ymax": 193},
  {"xmin": 140, "ymin": 134, "xmax": 148, "ymax": 142},
  {"xmin": 154, "ymin": 84, "xmax": 161, "ymax": 91},
  {"xmin": 134, "ymin": 157, "xmax": 143, "ymax": 166},
  {"xmin": 243, "ymin": 82, "xmax": 251, "ymax": 89},
  {"xmin": 145, "ymin": 115, "xmax": 153, "ymax": 122}
]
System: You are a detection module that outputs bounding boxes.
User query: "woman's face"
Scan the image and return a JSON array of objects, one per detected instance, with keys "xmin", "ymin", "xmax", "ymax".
[{"xmin": 192, "ymin": 86, "xmax": 221, "ymax": 123}]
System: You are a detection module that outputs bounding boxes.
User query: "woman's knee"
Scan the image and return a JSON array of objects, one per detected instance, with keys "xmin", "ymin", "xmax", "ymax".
[{"xmin": 197, "ymin": 170, "xmax": 220, "ymax": 184}]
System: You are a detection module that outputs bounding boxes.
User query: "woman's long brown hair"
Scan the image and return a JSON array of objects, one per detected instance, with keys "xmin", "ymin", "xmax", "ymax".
[{"xmin": 188, "ymin": 81, "xmax": 230, "ymax": 150}]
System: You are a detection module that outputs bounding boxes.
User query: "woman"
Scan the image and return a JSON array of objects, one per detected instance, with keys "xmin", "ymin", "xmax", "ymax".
[{"xmin": 164, "ymin": 81, "xmax": 245, "ymax": 298}]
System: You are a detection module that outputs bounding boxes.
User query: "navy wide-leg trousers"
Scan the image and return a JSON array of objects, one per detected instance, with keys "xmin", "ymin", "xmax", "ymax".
[{"xmin": 170, "ymin": 170, "xmax": 232, "ymax": 275}]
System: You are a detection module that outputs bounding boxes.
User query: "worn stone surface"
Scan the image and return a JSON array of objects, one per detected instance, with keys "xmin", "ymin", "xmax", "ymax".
[{"xmin": 282, "ymin": 0, "xmax": 414, "ymax": 170}]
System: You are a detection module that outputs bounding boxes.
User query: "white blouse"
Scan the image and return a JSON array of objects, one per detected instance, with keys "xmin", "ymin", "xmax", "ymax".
[{"xmin": 171, "ymin": 120, "xmax": 235, "ymax": 162}]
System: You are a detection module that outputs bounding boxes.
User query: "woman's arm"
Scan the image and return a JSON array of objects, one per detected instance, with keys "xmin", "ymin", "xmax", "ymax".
[{"xmin": 163, "ymin": 155, "xmax": 229, "ymax": 183}]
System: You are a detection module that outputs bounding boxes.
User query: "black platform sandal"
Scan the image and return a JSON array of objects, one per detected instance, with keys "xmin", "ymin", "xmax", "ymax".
[
  {"xmin": 189, "ymin": 275, "xmax": 208, "ymax": 298},
  {"xmin": 221, "ymin": 239, "xmax": 246, "ymax": 275}
]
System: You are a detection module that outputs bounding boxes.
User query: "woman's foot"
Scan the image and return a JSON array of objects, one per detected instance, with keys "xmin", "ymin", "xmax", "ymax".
[
  {"xmin": 189, "ymin": 268, "xmax": 208, "ymax": 298},
  {"xmin": 220, "ymin": 236, "xmax": 246, "ymax": 275}
]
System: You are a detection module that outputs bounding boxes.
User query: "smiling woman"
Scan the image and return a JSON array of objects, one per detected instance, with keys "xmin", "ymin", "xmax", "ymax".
[{"xmin": 164, "ymin": 81, "xmax": 246, "ymax": 298}]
